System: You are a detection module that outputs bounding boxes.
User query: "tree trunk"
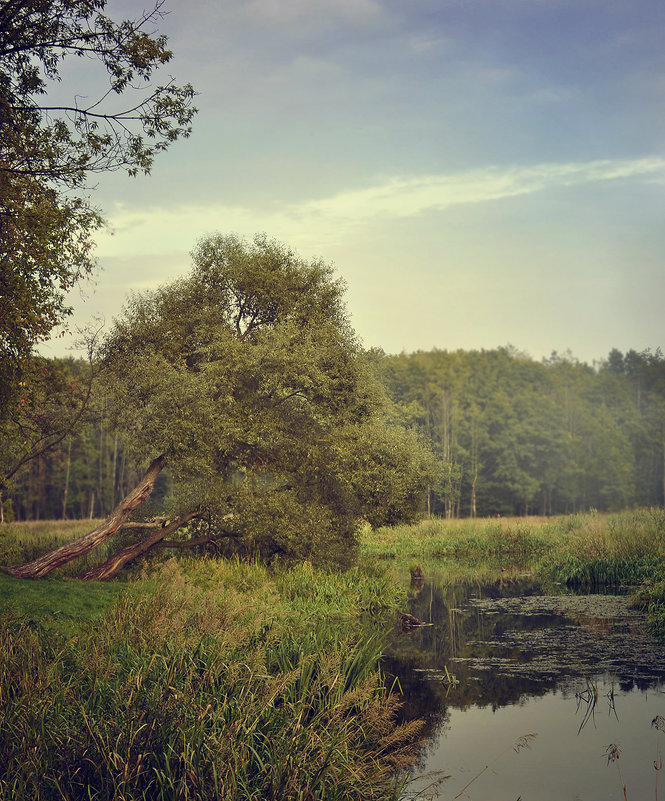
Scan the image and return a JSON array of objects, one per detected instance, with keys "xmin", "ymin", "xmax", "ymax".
[
  {"xmin": 97, "ymin": 402, "xmax": 105, "ymax": 516},
  {"xmin": 7, "ymin": 455, "xmax": 167, "ymax": 579},
  {"xmin": 62, "ymin": 436, "xmax": 72, "ymax": 520},
  {"xmin": 111, "ymin": 432, "xmax": 119, "ymax": 507},
  {"xmin": 79, "ymin": 509, "xmax": 199, "ymax": 581}
]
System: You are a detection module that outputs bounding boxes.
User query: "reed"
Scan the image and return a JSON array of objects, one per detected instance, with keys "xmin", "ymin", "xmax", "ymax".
[{"xmin": 0, "ymin": 557, "xmax": 422, "ymax": 801}]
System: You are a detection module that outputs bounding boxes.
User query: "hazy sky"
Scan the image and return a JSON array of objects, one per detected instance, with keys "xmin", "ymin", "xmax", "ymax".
[{"xmin": 44, "ymin": 0, "xmax": 665, "ymax": 364}]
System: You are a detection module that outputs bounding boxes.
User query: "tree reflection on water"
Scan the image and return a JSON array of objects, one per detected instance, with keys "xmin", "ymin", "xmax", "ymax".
[{"xmin": 384, "ymin": 576, "xmax": 665, "ymax": 800}]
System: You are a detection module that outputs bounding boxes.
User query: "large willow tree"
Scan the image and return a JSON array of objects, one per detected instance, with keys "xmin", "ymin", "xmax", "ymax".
[{"xmin": 9, "ymin": 234, "xmax": 433, "ymax": 579}]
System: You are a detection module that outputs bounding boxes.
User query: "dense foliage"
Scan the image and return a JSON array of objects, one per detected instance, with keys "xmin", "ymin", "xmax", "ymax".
[
  {"xmin": 381, "ymin": 346, "xmax": 665, "ymax": 517},
  {"xmin": 0, "ymin": 0, "xmax": 195, "ymax": 421},
  {"xmin": 3, "ymin": 234, "xmax": 433, "ymax": 573}
]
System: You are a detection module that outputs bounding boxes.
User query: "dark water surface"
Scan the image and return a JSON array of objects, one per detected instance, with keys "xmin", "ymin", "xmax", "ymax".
[{"xmin": 384, "ymin": 576, "xmax": 665, "ymax": 800}]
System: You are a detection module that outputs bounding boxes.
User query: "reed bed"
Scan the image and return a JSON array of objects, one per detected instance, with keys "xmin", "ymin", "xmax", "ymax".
[
  {"xmin": 362, "ymin": 507, "xmax": 665, "ymax": 593},
  {"xmin": 631, "ymin": 576, "xmax": 665, "ymax": 638},
  {"xmin": 0, "ymin": 557, "xmax": 422, "ymax": 801}
]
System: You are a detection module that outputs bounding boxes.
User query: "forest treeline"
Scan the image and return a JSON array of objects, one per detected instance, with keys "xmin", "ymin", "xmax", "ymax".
[
  {"xmin": 4, "ymin": 356, "xmax": 146, "ymax": 522},
  {"xmin": 5, "ymin": 344, "xmax": 664, "ymax": 522},
  {"xmin": 382, "ymin": 346, "xmax": 665, "ymax": 518}
]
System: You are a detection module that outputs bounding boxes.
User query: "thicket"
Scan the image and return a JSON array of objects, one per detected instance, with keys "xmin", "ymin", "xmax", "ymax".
[{"xmin": 382, "ymin": 346, "xmax": 665, "ymax": 517}]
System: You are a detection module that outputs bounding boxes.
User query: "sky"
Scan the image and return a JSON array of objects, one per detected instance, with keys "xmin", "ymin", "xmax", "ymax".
[{"xmin": 43, "ymin": 0, "xmax": 665, "ymax": 364}]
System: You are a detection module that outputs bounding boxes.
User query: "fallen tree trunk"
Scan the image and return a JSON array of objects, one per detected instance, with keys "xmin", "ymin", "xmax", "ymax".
[
  {"xmin": 7, "ymin": 455, "xmax": 167, "ymax": 579},
  {"xmin": 79, "ymin": 509, "xmax": 200, "ymax": 581}
]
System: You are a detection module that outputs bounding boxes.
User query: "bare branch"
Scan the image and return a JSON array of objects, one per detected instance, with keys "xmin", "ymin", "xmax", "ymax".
[{"xmin": 7, "ymin": 454, "xmax": 167, "ymax": 578}]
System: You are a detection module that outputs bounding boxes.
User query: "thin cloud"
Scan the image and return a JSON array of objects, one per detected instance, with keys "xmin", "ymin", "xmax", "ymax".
[
  {"xmin": 297, "ymin": 157, "xmax": 665, "ymax": 221},
  {"xmin": 243, "ymin": 0, "xmax": 382, "ymax": 27},
  {"xmin": 95, "ymin": 157, "xmax": 665, "ymax": 258}
]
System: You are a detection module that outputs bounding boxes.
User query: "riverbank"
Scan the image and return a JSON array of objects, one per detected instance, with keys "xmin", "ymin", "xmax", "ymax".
[
  {"xmin": 2, "ymin": 508, "xmax": 663, "ymax": 798},
  {"xmin": 361, "ymin": 507, "xmax": 665, "ymax": 633},
  {"xmin": 0, "ymin": 557, "xmax": 421, "ymax": 801}
]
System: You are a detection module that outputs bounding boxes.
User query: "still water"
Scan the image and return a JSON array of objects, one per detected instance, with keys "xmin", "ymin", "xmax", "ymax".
[{"xmin": 384, "ymin": 575, "xmax": 665, "ymax": 801}]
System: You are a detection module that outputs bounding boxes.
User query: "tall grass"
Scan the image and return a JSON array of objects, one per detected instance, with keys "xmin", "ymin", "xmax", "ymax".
[
  {"xmin": 0, "ymin": 557, "xmax": 422, "ymax": 801},
  {"xmin": 536, "ymin": 507, "xmax": 665, "ymax": 588},
  {"xmin": 363, "ymin": 508, "xmax": 665, "ymax": 590},
  {"xmin": 361, "ymin": 516, "xmax": 552, "ymax": 564},
  {"xmin": 0, "ymin": 518, "xmax": 114, "ymax": 577}
]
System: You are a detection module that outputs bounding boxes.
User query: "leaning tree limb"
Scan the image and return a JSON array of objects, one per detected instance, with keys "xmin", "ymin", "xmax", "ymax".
[
  {"xmin": 7, "ymin": 455, "xmax": 167, "ymax": 579},
  {"xmin": 118, "ymin": 519, "xmax": 167, "ymax": 530},
  {"xmin": 79, "ymin": 509, "xmax": 201, "ymax": 581}
]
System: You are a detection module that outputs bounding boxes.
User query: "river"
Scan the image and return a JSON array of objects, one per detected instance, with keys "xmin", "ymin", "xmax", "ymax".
[{"xmin": 384, "ymin": 574, "xmax": 665, "ymax": 801}]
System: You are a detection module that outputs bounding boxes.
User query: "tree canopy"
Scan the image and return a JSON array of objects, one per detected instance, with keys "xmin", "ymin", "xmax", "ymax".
[
  {"xmin": 382, "ymin": 346, "xmax": 665, "ymax": 517},
  {"xmin": 8, "ymin": 234, "xmax": 434, "ymax": 578},
  {"xmin": 0, "ymin": 0, "xmax": 196, "ymax": 418}
]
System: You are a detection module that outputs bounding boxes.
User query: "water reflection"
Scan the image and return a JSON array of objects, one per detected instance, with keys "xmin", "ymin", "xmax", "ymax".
[{"xmin": 384, "ymin": 575, "xmax": 665, "ymax": 800}]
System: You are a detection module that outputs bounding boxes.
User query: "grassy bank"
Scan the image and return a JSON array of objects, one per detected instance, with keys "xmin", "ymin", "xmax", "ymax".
[
  {"xmin": 362, "ymin": 508, "xmax": 665, "ymax": 638},
  {"xmin": 362, "ymin": 507, "xmax": 665, "ymax": 587},
  {"xmin": 0, "ymin": 556, "xmax": 421, "ymax": 801}
]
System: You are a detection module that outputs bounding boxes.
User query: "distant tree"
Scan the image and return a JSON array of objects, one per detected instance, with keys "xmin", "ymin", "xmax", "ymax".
[
  {"xmin": 0, "ymin": 0, "xmax": 196, "ymax": 419},
  {"xmin": 0, "ymin": 351, "xmax": 95, "ymax": 522},
  {"xmin": 7, "ymin": 234, "xmax": 433, "ymax": 579},
  {"xmin": 382, "ymin": 346, "xmax": 665, "ymax": 517}
]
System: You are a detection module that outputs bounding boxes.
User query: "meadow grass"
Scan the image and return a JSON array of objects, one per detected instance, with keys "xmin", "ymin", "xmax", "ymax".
[
  {"xmin": 0, "ymin": 555, "xmax": 421, "ymax": 801},
  {"xmin": 0, "ymin": 518, "xmax": 117, "ymax": 578},
  {"xmin": 362, "ymin": 508, "xmax": 665, "ymax": 590},
  {"xmin": 0, "ymin": 571, "xmax": 127, "ymax": 636}
]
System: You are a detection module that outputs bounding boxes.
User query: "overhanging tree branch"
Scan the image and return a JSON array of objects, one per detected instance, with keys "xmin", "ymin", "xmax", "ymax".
[
  {"xmin": 0, "ymin": 0, "xmax": 197, "ymax": 416},
  {"xmin": 2, "ymin": 340, "xmax": 98, "ymax": 486}
]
